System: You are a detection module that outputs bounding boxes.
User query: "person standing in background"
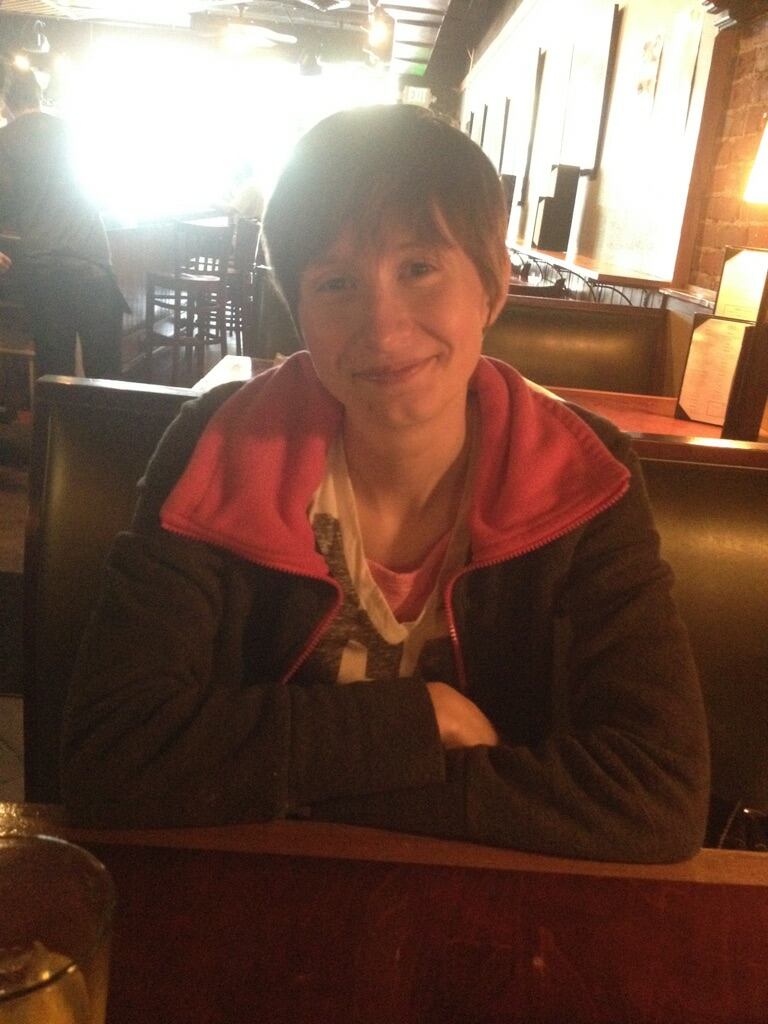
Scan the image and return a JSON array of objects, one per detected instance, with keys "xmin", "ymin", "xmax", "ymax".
[{"xmin": 0, "ymin": 65, "xmax": 127, "ymax": 379}]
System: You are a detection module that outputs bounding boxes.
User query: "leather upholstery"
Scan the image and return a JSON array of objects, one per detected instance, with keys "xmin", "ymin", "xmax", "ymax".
[
  {"xmin": 24, "ymin": 377, "xmax": 192, "ymax": 803},
  {"xmin": 484, "ymin": 299, "xmax": 667, "ymax": 394},
  {"xmin": 23, "ymin": 379, "xmax": 768, "ymax": 847},
  {"xmin": 641, "ymin": 458, "xmax": 768, "ymax": 841}
]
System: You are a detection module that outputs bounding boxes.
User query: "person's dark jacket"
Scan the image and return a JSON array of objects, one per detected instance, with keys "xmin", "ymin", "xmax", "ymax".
[
  {"xmin": 0, "ymin": 111, "xmax": 110, "ymax": 264},
  {"xmin": 62, "ymin": 353, "xmax": 709, "ymax": 862}
]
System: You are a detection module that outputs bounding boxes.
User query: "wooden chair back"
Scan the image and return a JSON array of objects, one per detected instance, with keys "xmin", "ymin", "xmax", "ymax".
[{"xmin": 174, "ymin": 221, "xmax": 233, "ymax": 278}]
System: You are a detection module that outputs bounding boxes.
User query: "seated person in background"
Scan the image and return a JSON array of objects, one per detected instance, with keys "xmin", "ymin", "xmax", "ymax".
[{"xmin": 62, "ymin": 104, "xmax": 709, "ymax": 862}]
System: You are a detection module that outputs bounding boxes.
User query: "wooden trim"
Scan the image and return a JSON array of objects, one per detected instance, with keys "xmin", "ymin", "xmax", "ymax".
[
  {"xmin": 64, "ymin": 819, "xmax": 768, "ymax": 887},
  {"xmin": 630, "ymin": 432, "xmax": 768, "ymax": 466},
  {"xmin": 553, "ymin": 386, "xmax": 768, "ymax": 458},
  {"xmin": 660, "ymin": 286, "xmax": 716, "ymax": 310},
  {"xmin": 9, "ymin": 805, "xmax": 765, "ymax": 890},
  {"xmin": 504, "ymin": 292, "xmax": 666, "ymax": 316}
]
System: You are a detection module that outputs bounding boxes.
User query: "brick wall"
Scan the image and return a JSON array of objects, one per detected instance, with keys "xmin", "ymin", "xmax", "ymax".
[{"xmin": 691, "ymin": 14, "xmax": 768, "ymax": 290}]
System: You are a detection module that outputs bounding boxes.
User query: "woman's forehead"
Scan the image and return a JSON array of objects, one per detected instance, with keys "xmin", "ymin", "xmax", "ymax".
[{"xmin": 310, "ymin": 203, "xmax": 454, "ymax": 263}]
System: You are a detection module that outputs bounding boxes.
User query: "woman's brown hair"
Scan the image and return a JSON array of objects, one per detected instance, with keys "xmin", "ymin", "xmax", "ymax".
[{"xmin": 263, "ymin": 103, "xmax": 509, "ymax": 327}]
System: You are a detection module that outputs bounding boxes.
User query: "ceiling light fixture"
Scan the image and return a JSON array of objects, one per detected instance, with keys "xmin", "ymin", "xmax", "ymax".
[
  {"xmin": 22, "ymin": 19, "xmax": 51, "ymax": 55},
  {"xmin": 366, "ymin": 5, "xmax": 394, "ymax": 63}
]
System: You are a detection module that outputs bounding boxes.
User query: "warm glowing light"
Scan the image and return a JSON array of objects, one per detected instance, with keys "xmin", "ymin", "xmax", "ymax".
[
  {"xmin": 12, "ymin": 54, "xmax": 31, "ymax": 72},
  {"xmin": 56, "ymin": 34, "xmax": 397, "ymax": 225},
  {"xmin": 368, "ymin": 17, "xmax": 392, "ymax": 49},
  {"xmin": 745, "ymin": 122, "xmax": 768, "ymax": 204}
]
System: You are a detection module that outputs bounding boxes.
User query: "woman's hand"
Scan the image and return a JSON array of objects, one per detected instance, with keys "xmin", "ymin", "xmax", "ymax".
[
  {"xmin": 426, "ymin": 682, "xmax": 500, "ymax": 749},
  {"xmin": 0, "ymin": 252, "xmax": 12, "ymax": 274}
]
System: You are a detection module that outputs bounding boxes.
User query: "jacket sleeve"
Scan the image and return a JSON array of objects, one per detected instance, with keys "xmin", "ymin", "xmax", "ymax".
[
  {"xmin": 61, "ymin": 386, "xmax": 446, "ymax": 828},
  {"xmin": 310, "ymin": 434, "xmax": 711, "ymax": 864}
]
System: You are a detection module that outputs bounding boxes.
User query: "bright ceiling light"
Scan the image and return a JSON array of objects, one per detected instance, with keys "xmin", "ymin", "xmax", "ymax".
[
  {"xmin": 368, "ymin": 17, "xmax": 391, "ymax": 49},
  {"xmin": 367, "ymin": 7, "xmax": 394, "ymax": 62}
]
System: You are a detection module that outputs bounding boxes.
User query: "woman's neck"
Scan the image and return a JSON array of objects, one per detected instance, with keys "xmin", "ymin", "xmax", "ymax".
[{"xmin": 342, "ymin": 405, "xmax": 473, "ymax": 570}]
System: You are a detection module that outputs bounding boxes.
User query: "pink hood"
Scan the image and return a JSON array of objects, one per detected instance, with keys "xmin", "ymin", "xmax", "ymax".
[{"xmin": 160, "ymin": 351, "xmax": 629, "ymax": 576}]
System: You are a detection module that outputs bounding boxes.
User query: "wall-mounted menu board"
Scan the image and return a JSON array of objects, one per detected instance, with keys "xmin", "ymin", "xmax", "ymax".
[
  {"xmin": 714, "ymin": 247, "xmax": 768, "ymax": 323},
  {"xmin": 676, "ymin": 315, "xmax": 748, "ymax": 427},
  {"xmin": 677, "ymin": 247, "xmax": 768, "ymax": 435}
]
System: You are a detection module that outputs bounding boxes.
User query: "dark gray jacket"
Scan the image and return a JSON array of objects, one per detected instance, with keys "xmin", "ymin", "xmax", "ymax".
[{"xmin": 62, "ymin": 356, "xmax": 709, "ymax": 862}]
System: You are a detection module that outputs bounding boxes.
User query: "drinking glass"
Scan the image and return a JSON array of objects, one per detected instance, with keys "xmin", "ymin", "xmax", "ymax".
[{"xmin": 0, "ymin": 833, "xmax": 115, "ymax": 1024}]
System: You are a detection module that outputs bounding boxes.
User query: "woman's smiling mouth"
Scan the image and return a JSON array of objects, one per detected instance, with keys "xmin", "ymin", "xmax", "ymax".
[{"xmin": 352, "ymin": 356, "xmax": 438, "ymax": 386}]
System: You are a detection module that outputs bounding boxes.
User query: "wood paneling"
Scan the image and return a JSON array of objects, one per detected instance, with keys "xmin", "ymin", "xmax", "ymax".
[{"xmin": 44, "ymin": 818, "xmax": 768, "ymax": 1024}]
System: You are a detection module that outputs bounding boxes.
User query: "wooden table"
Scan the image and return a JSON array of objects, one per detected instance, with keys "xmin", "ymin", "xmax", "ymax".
[{"xmin": 3, "ymin": 803, "xmax": 767, "ymax": 1024}]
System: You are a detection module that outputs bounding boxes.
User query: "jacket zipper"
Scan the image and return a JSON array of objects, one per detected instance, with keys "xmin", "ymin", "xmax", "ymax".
[
  {"xmin": 277, "ymin": 576, "xmax": 344, "ymax": 686},
  {"xmin": 167, "ymin": 477, "xmax": 627, "ymax": 691},
  {"xmin": 162, "ymin": 521, "xmax": 345, "ymax": 687},
  {"xmin": 443, "ymin": 479, "xmax": 629, "ymax": 693}
]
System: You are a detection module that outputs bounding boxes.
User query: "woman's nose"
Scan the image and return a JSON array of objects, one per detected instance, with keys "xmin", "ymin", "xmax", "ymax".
[{"xmin": 358, "ymin": 280, "xmax": 412, "ymax": 349}]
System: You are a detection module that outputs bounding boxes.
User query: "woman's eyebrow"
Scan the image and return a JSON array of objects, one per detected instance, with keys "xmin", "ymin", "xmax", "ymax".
[
  {"xmin": 302, "ymin": 233, "xmax": 454, "ymax": 272},
  {"xmin": 303, "ymin": 253, "xmax": 350, "ymax": 273},
  {"xmin": 394, "ymin": 235, "xmax": 454, "ymax": 252}
]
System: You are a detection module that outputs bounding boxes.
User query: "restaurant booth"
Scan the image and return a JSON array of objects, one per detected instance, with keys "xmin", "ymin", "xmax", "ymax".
[{"xmin": 1, "ymin": 0, "xmax": 768, "ymax": 1021}]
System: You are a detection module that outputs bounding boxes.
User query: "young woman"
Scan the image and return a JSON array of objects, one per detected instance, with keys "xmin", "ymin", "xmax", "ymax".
[{"xmin": 62, "ymin": 104, "xmax": 708, "ymax": 861}]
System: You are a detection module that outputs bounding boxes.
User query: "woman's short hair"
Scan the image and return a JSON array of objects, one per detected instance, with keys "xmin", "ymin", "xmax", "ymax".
[{"xmin": 263, "ymin": 103, "xmax": 509, "ymax": 325}]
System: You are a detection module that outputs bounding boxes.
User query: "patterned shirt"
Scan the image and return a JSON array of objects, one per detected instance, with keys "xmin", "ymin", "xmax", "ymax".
[{"xmin": 304, "ymin": 436, "xmax": 472, "ymax": 688}]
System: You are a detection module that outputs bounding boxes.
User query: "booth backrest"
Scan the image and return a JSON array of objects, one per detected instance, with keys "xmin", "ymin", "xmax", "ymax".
[
  {"xmin": 639, "ymin": 450, "xmax": 768, "ymax": 837},
  {"xmin": 484, "ymin": 296, "xmax": 668, "ymax": 394},
  {"xmin": 24, "ymin": 377, "xmax": 195, "ymax": 802},
  {"xmin": 24, "ymin": 379, "xmax": 768, "ymax": 838}
]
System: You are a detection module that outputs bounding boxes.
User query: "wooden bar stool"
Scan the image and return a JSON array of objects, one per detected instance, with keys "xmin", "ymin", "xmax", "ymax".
[
  {"xmin": 226, "ymin": 218, "xmax": 262, "ymax": 356},
  {"xmin": 144, "ymin": 220, "xmax": 233, "ymax": 385}
]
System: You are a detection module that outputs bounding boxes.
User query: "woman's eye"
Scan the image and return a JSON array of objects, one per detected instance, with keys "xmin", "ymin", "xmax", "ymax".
[
  {"xmin": 317, "ymin": 275, "xmax": 354, "ymax": 293},
  {"xmin": 404, "ymin": 260, "xmax": 435, "ymax": 280}
]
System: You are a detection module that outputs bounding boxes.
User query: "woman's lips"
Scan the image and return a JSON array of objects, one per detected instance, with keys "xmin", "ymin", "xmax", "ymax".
[{"xmin": 353, "ymin": 356, "xmax": 436, "ymax": 385}]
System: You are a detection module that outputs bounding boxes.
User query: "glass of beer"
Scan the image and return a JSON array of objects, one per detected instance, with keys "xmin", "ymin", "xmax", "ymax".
[{"xmin": 0, "ymin": 833, "xmax": 115, "ymax": 1024}]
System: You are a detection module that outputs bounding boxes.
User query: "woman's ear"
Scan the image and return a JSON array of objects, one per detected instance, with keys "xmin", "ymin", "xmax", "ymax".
[{"xmin": 485, "ymin": 252, "xmax": 510, "ymax": 328}]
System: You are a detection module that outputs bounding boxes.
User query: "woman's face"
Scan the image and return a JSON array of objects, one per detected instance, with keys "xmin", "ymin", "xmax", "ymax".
[{"xmin": 297, "ymin": 214, "xmax": 507, "ymax": 436}]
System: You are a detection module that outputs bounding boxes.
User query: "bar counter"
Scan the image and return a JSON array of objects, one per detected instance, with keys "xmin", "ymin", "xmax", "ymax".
[{"xmin": 3, "ymin": 803, "xmax": 767, "ymax": 1022}]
